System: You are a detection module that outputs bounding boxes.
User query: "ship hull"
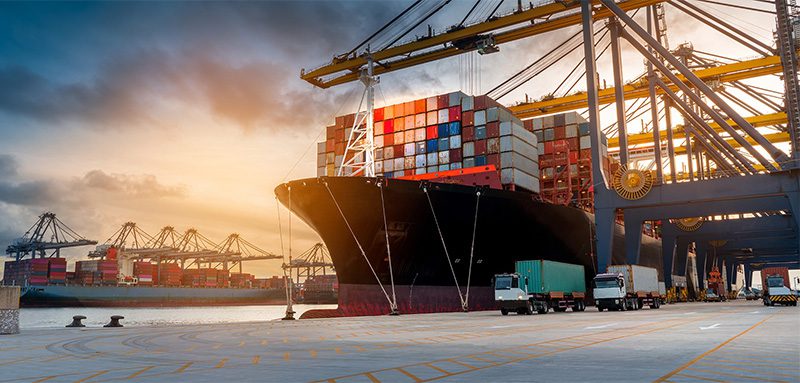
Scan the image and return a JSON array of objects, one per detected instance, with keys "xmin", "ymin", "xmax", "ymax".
[
  {"xmin": 275, "ymin": 177, "xmax": 661, "ymax": 318},
  {"xmin": 19, "ymin": 285, "xmax": 286, "ymax": 307}
]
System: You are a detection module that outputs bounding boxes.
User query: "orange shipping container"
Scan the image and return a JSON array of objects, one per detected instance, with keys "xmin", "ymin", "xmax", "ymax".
[
  {"xmin": 404, "ymin": 101, "xmax": 415, "ymax": 115},
  {"xmin": 426, "ymin": 97, "xmax": 438, "ymax": 111},
  {"xmin": 395, "ymin": 102, "xmax": 405, "ymax": 117},
  {"xmin": 414, "ymin": 99, "xmax": 427, "ymax": 114},
  {"xmin": 385, "ymin": 105, "xmax": 395, "ymax": 120},
  {"xmin": 394, "ymin": 117, "xmax": 405, "ymax": 131}
]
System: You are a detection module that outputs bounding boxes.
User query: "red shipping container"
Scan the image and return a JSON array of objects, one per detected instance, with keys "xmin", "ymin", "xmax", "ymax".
[
  {"xmin": 384, "ymin": 134, "xmax": 395, "ymax": 146},
  {"xmin": 384, "ymin": 118, "xmax": 394, "ymax": 134},
  {"xmin": 523, "ymin": 120, "xmax": 534, "ymax": 132},
  {"xmin": 487, "ymin": 122, "xmax": 500, "ymax": 138},
  {"xmin": 761, "ymin": 267, "xmax": 790, "ymax": 288},
  {"xmin": 540, "ymin": 154, "xmax": 553, "ymax": 167},
  {"xmin": 474, "ymin": 95, "xmax": 488, "ymax": 110},
  {"xmin": 335, "ymin": 129, "xmax": 345, "ymax": 142},
  {"xmin": 374, "ymin": 107, "xmax": 385, "ymax": 121},
  {"xmin": 569, "ymin": 152, "xmax": 579, "ymax": 164},
  {"xmin": 487, "ymin": 154, "xmax": 500, "ymax": 167},
  {"xmin": 554, "ymin": 126, "xmax": 566, "ymax": 140},
  {"xmin": 553, "ymin": 139, "xmax": 569, "ymax": 153},
  {"xmin": 335, "ymin": 143, "xmax": 344, "ymax": 155},
  {"xmin": 567, "ymin": 137, "xmax": 579, "ymax": 151},
  {"xmin": 580, "ymin": 148, "xmax": 592, "ymax": 158},
  {"xmin": 463, "ymin": 126, "xmax": 475, "ymax": 141},
  {"xmin": 426, "ymin": 126, "xmax": 438, "ymax": 139},
  {"xmin": 326, "ymin": 126, "xmax": 336, "ymax": 139},
  {"xmin": 475, "ymin": 140, "xmax": 487, "ymax": 155},
  {"xmin": 404, "ymin": 169, "xmax": 413, "ymax": 176},
  {"xmin": 326, "ymin": 139, "xmax": 335, "ymax": 152},
  {"xmin": 335, "ymin": 115, "xmax": 346, "ymax": 129},
  {"xmin": 449, "ymin": 106, "xmax": 462, "ymax": 121},
  {"xmin": 393, "ymin": 144, "xmax": 403, "ymax": 157},
  {"xmin": 462, "ymin": 110, "xmax": 474, "ymax": 126},
  {"xmin": 544, "ymin": 141, "xmax": 554, "ymax": 154},
  {"xmin": 450, "ymin": 148, "xmax": 463, "ymax": 162},
  {"xmin": 414, "ymin": 99, "xmax": 427, "ymax": 114},
  {"xmin": 344, "ymin": 113, "xmax": 356, "ymax": 127},
  {"xmin": 437, "ymin": 94, "xmax": 449, "ymax": 109}
]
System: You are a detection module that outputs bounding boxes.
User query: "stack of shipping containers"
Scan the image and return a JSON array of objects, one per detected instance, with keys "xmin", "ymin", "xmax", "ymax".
[
  {"xmin": 317, "ymin": 92, "xmax": 539, "ymax": 193},
  {"xmin": 133, "ymin": 261, "xmax": 153, "ymax": 286},
  {"xmin": 524, "ymin": 112, "xmax": 617, "ymax": 210},
  {"xmin": 74, "ymin": 260, "xmax": 119, "ymax": 285},
  {"xmin": 48, "ymin": 258, "xmax": 66, "ymax": 284},
  {"xmin": 156, "ymin": 263, "xmax": 182, "ymax": 286}
]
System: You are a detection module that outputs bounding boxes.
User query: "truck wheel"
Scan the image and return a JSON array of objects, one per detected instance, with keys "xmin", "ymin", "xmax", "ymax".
[
  {"xmin": 655, "ymin": 300, "xmax": 661, "ymax": 309},
  {"xmin": 526, "ymin": 302, "xmax": 534, "ymax": 315},
  {"xmin": 578, "ymin": 301, "xmax": 586, "ymax": 311},
  {"xmin": 619, "ymin": 301, "xmax": 627, "ymax": 311},
  {"xmin": 501, "ymin": 308, "xmax": 508, "ymax": 316},
  {"xmin": 597, "ymin": 306, "xmax": 603, "ymax": 312}
]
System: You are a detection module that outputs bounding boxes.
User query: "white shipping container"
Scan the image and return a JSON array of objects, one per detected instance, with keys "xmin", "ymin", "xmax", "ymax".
[
  {"xmin": 416, "ymin": 167, "xmax": 426, "ymax": 175},
  {"xmin": 335, "ymin": 155, "xmax": 343, "ymax": 167},
  {"xmin": 415, "ymin": 128, "xmax": 426, "ymax": 141},
  {"xmin": 427, "ymin": 165, "xmax": 438, "ymax": 173},
  {"xmin": 499, "ymin": 136, "xmax": 538, "ymax": 160},
  {"xmin": 415, "ymin": 154, "xmax": 426, "ymax": 168},
  {"xmin": 438, "ymin": 109, "xmax": 449, "ymax": 124},
  {"xmin": 383, "ymin": 159, "xmax": 394, "ymax": 172},
  {"xmin": 317, "ymin": 142, "xmax": 326, "ymax": 154},
  {"xmin": 500, "ymin": 152, "xmax": 538, "ymax": 174},
  {"xmin": 450, "ymin": 135, "xmax": 461, "ymax": 148},
  {"xmin": 449, "ymin": 91, "xmax": 465, "ymax": 107},
  {"xmin": 607, "ymin": 265, "xmax": 660, "ymax": 294},
  {"xmin": 393, "ymin": 158, "xmax": 404, "ymax": 171},
  {"xmin": 532, "ymin": 118, "xmax": 543, "ymax": 131},
  {"xmin": 501, "ymin": 168, "xmax": 539, "ymax": 193},
  {"xmin": 376, "ymin": 161, "xmax": 384, "ymax": 173},
  {"xmin": 537, "ymin": 142, "xmax": 545, "ymax": 155},
  {"xmin": 463, "ymin": 157, "xmax": 475, "ymax": 168},
  {"xmin": 451, "ymin": 162, "xmax": 462, "ymax": 170},
  {"xmin": 566, "ymin": 124, "xmax": 577, "ymax": 138},
  {"xmin": 487, "ymin": 107, "xmax": 499, "ymax": 122},
  {"xmin": 474, "ymin": 110, "xmax": 486, "ymax": 126},
  {"xmin": 463, "ymin": 141, "xmax": 475, "ymax": 157},
  {"xmin": 438, "ymin": 164, "xmax": 450, "ymax": 172},
  {"xmin": 317, "ymin": 153, "xmax": 326, "ymax": 167},
  {"xmin": 565, "ymin": 112, "xmax": 577, "ymax": 125},
  {"xmin": 427, "ymin": 152, "xmax": 438, "ymax": 166},
  {"xmin": 438, "ymin": 150, "xmax": 450, "ymax": 164},
  {"xmin": 317, "ymin": 167, "xmax": 326, "ymax": 177},
  {"xmin": 580, "ymin": 135, "xmax": 592, "ymax": 149},
  {"xmin": 404, "ymin": 143, "xmax": 415, "ymax": 156},
  {"xmin": 326, "ymin": 152, "xmax": 335, "ymax": 164}
]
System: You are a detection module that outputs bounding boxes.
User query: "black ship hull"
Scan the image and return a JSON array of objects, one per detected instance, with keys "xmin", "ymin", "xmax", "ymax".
[{"xmin": 275, "ymin": 177, "xmax": 661, "ymax": 317}]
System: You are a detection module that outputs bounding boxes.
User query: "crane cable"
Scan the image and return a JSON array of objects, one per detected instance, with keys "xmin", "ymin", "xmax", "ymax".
[
  {"xmin": 324, "ymin": 180, "xmax": 396, "ymax": 312},
  {"xmin": 423, "ymin": 186, "xmax": 467, "ymax": 311},
  {"xmin": 464, "ymin": 190, "xmax": 482, "ymax": 312},
  {"xmin": 378, "ymin": 179, "xmax": 400, "ymax": 314}
]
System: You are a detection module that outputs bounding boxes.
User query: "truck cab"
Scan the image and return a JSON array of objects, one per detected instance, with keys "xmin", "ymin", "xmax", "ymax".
[
  {"xmin": 763, "ymin": 275, "xmax": 797, "ymax": 306},
  {"xmin": 493, "ymin": 273, "xmax": 532, "ymax": 315},
  {"xmin": 592, "ymin": 273, "xmax": 630, "ymax": 311}
]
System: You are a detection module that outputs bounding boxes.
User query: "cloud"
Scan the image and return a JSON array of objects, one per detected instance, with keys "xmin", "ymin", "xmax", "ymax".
[
  {"xmin": 0, "ymin": 154, "xmax": 18, "ymax": 177},
  {"xmin": 78, "ymin": 170, "xmax": 186, "ymax": 199}
]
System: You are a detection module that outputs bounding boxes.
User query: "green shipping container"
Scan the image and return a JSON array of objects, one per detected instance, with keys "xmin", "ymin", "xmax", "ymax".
[{"xmin": 515, "ymin": 260, "xmax": 586, "ymax": 294}]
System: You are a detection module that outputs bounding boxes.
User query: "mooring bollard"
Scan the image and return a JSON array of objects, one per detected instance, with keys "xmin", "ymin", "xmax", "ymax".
[
  {"xmin": 66, "ymin": 315, "xmax": 87, "ymax": 328},
  {"xmin": 103, "ymin": 315, "xmax": 125, "ymax": 328},
  {"xmin": 0, "ymin": 286, "xmax": 20, "ymax": 335}
]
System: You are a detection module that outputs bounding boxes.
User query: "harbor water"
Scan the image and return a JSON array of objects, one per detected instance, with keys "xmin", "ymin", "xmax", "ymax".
[{"xmin": 18, "ymin": 304, "xmax": 337, "ymax": 329}]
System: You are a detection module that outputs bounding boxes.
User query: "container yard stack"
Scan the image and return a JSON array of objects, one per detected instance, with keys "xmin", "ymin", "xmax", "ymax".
[
  {"xmin": 133, "ymin": 262, "xmax": 154, "ymax": 286},
  {"xmin": 217, "ymin": 270, "xmax": 230, "ymax": 288},
  {"xmin": 316, "ymin": 92, "xmax": 539, "ymax": 193},
  {"xmin": 302, "ymin": 275, "xmax": 338, "ymax": 303},
  {"xmin": 230, "ymin": 273, "xmax": 255, "ymax": 288},
  {"xmin": 48, "ymin": 258, "xmax": 67, "ymax": 284},
  {"xmin": 29, "ymin": 259, "xmax": 49, "ymax": 286},
  {"xmin": 3, "ymin": 260, "xmax": 28, "ymax": 286},
  {"xmin": 525, "ymin": 112, "xmax": 617, "ymax": 210},
  {"xmin": 156, "ymin": 263, "xmax": 182, "ymax": 286}
]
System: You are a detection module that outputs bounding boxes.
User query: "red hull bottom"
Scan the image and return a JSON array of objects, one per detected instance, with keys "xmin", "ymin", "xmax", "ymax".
[{"xmin": 300, "ymin": 284, "xmax": 496, "ymax": 318}]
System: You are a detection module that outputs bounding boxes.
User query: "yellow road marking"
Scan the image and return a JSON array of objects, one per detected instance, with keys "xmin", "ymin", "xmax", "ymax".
[
  {"xmin": 706, "ymin": 357, "xmax": 800, "ymax": 367},
  {"xmin": 696, "ymin": 362, "xmax": 798, "ymax": 378},
  {"xmin": 252, "ymin": 355, "xmax": 261, "ymax": 365},
  {"xmin": 654, "ymin": 316, "xmax": 774, "ymax": 382},
  {"xmin": 175, "ymin": 362, "xmax": 193, "ymax": 373},
  {"xmin": 32, "ymin": 376, "xmax": 56, "ymax": 383},
  {"xmin": 353, "ymin": 345, "xmax": 367, "ymax": 352},
  {"xmin": 215, "ymin": 358, "xmax": 228, "ymax": 368},
  {"xmin": 239, "ymin": 341, "xmax": 246, "ymax": 347},
  {"xmin": 674, "ymin": 373, "xmax": 725, "ymax": 382},
  {"xmin": 283, "ymin": 338, "xmax": 289, "ymax": 343},
  {"xmin": 73, "ymin": 370, "xmax": 109, "ymax": 383},
  {"xmin": 283, "ymin": 352, "xmax": 291, "ymax": 361},
  {"xmin": 125, "ymin": 366, "xmax": 155, "ymax": 380},
  {"xmin": 334, "ymin": 347, "xmax": 343, "ymax": 354},
  {"xmin": 213, "ymin": 344, "xmax": 223, "ymax": 350},
  {"xmin": 397, "ymin": 368, "xmax": 423, "ymax": 382},
  {"xmin": 364, "ymin": 372, "xmax": 381, "ymax": 383},
  {"xmin": 310, "ymin": 350, "xmax": 318, "ymax": 358},
  {"xmin": 686, "ymin": 367, "xmax": 787, "ymax": 382},
  {"xmin": 448, "ymin": 359, "xmax": 478, "ymax": 369},
  {"xmin": 261, "ymin": 340, "xmax": 268, "ymax": 346},
  {"xmin": 425, "ymin": 364, "xmax": 450, "ymax": 374}
]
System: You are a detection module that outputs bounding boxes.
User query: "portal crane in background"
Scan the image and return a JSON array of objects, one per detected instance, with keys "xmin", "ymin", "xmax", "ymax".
[{"xmin": 5, "ymin": 212, "xmax": 97, "ymax": 261}]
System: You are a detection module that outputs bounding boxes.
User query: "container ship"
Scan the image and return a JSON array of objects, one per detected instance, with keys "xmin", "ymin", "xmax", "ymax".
[
  {"xmin": 3, "ymin": 257, "xmax": 289, "ymax": 307},
  {"xmin": 276, "ymin": 92, "xmax": 662, "ymax": 318}
]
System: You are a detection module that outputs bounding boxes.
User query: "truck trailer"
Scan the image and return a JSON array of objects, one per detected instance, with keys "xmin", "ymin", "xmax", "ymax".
[
  {"xmin": 494, "ymin": 260, "xmax": 586, "ymax": 315},
  {"xmin": 593, "ymin": 265, "xmax": 662, "ymax": 311}
]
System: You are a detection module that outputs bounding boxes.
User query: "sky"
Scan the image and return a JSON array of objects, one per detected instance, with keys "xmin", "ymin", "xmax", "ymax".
[{"xmin": 0, "ymin": 1, "xmax": 784, "ymax": 278}]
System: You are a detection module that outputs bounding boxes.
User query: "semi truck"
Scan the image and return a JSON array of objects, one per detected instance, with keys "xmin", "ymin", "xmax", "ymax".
[
  {"xmin": 494, "ymin": 260, "xmax": 587, "ymax": 315},
  {"xmin": 593, "ymin": 265, "xmax": 662, "ymax": 311},
  {"xmin": 761, "ymin": 267, "xmax": 797, "ymax": 306}
]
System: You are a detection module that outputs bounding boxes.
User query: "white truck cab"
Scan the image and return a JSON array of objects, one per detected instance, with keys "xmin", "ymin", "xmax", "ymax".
[
  {"xmin": 593, "ymin": 273, "xmax": 630, "ymax": 311},
  {"xmin": 493, "ymin": 273, "xmax": 532, "ymax": 315},
  {"xmin": 764, "ymin": 275, "xmax": 797, "ymax": 306}
]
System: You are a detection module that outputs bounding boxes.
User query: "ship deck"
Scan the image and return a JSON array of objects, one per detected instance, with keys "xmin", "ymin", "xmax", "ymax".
[{"xmin": 1, "ymin": 301, "xmax": 798, "ymax": 383}]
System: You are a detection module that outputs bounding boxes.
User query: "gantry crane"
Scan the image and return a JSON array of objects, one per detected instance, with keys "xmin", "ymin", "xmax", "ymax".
[{"xmin": 5, "ymin": 212, "xmax": 97, "ymax": 261}]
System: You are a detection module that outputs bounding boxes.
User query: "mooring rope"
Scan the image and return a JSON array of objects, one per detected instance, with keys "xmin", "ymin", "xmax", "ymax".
[
  {"xmin": 324, "ymin": 180, "xmax": 395, "ymax": 310},
  {"xmin": 464, "ymin": 189, "xmax": 481, "ymax": 312},
  {"xmin": 423, "ymin": 185, "xmax": 467, "ymax": 310},
  {"xmin": 379, "ymin": 180, "xmax": 399, "ymax": 314}
]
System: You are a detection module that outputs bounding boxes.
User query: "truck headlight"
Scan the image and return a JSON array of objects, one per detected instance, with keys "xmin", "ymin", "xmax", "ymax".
[
  {"xmin": 595, "ymin": 300, "xmax": 599, "ymax": 305},
  {"xmin": 497, "ymin": 296, "xmax": 503, "ymax": 300},
  {"xmin": 615, "ymin": 299, "xmax": 620, "ymax": 304},
  {"xmin": 517, "ymin": 295, "xmax": 524, "ymax": 300}
]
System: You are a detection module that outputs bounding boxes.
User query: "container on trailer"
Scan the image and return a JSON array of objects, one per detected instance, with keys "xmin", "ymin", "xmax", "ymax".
[
  {"xmin": 515, "ymin": 260, "xmax": 586, "ymax": 294},
  {"xmin": 607, "ymin": 265, "xmax": 660, "ymax": 294}
]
